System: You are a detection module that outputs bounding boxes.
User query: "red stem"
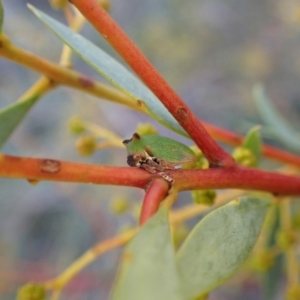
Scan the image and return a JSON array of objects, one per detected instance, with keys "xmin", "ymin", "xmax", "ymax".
[
  {"xmin": 203, "ymin": 121, "xmax": 300, "ymax": 167},
  {"xmin": 0, "ymin": 154, "xmax": 149, "ymax": 188},
  {"xmin": 69, "ymin": 0, "xmax": 234, "ymax": 168},
  {"xmin": 1, "ymin": 154, "xmax": 300, "ymax": 196},
  {"xmin": 139, "ymin": 179, "xmax": 169, "ymax": 225},
  {"xmin": 172, "ymin": 166, "xmax": 300, "ymax": 195}
]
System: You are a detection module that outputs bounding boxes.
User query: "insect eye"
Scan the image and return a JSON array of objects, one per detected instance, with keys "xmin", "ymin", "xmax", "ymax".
[
  {"xmin": 127, "ymin": 155, "xmax": 137, "ymax": 167},
  {"xmin": 127, "ymin": 154, "xmax": 142, "ymax": 167}
]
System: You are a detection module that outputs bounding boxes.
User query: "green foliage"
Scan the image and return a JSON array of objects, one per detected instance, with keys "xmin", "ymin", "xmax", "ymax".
[
  {"xmin": 28, "ymin": 5, "xmax": 188, "ymax": 137},
  {"xmin": 111, "ymin": 207, "xmax": 183, "ymax": 300},
  {"xmin": 112, "ymin": 197, "xmax": 270, "ymax": 300},
  {"xmin": 0, "ymin": 95, "xmax": 39, "ymax": 148},
  {"xmin": 253, "ymin": 84, "xmax": 300, "ymax": 153},
  {"xmin": 0, "ymin": 3, "xmax": 296, "ymax": 300},
  {"xmin": 176, "ymin": 197, "xmax": 270, "ymax": 298},
  {"xmin": 243, "ymin": 125, "xmax": 262, "ymax": 164}
]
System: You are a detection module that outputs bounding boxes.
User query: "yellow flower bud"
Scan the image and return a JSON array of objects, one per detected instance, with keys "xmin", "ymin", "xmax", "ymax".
[
  {"xmin": 248, "ymin": 250, "xmax": 274, "ymax": 272},
  {"xmin": 286, "ymin": 285, "xmax": 300, "ymax": 300},
  {"xmin": 68, "ymin": 116, "xmax": 86, "ymax": 135},
  {"xmin": 110, "ymin": 197, "xmax": 130, "ymax": 214},
  {"xmin": 191, "ymin": 189, "xmax": 216, "ymax": 206},
  {"xmin": 182, "ymin": 146, "xmax": 207, "ymax": 169},
  {"xmin": 135, "ymin": 123, "xmax": 158, "ymax": 135},
  {"xmin": 276, "ymin": 229, "xmax": 297, "ymax": 250},
  {"xmin": 49, "ymin": 0, "xmax": 68, "ymax": 10},
  {"xmin": 232, "ymin": 147, "xmax": 257, "ymax": 167},
  {"xmin": 76, "ymin": 135, "xmax": 97, "ymax": 156},
  {"xmin": 17, "ymin": 283, "xmax": 46, "ymax": 300}
]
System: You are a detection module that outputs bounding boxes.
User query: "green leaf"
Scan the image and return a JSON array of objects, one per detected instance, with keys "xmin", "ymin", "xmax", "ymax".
[
  {"xmin": 253, "ymin": 84, "xmax": 300, "ymax": 153},
  {"xmin": 176, "ymin": 196, "xmax": 270, "ymax": 298},
  {"xmin": 0, "ymin": 95, "xmax": 39, "ymax": 148},
  {"xmin": 0, "ymin": 0, "xmax": 3, "ymax": 32},
  {"xmin": 111, "ymin": 207, "xmax": 183, "ymax": 300},
  {"xmin": 28, "ymin": 5, "xmax": 187, "ymax": 137},
  {"xmin": 243, "ymin": 125, "xmax": 262, "ymax": 166}
]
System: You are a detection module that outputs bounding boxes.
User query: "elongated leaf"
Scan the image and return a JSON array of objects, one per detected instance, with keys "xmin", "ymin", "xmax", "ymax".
[
  {"xmin": 176, "ymin": 196, "xmax": 270, "ymax": 298},
  {"xmin": 28, "ymin": 5, "xmax": 186, "ymax": 136},
  {"xmin": 253, "ymin": 84, "xmax": 300, "ymax": 153},
  {"xmin": 243, "ymin": 126, "xmax": 262, "ymax": 166},
  {"xmin": 0, "ymin": 95, "xmax": 39, "ymax": 148},
  {"xmin": 111, "ymin": 207, "xmax": 183, "ymax": 300}
]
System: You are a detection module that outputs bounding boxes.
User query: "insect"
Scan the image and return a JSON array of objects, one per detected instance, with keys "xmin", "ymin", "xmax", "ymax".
[{"xmin": 123, "ymin": 133, "xmax": 196, "ymax": 183}]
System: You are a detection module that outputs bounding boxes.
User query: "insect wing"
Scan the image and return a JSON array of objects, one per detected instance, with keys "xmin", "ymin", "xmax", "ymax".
[{"xmin": 141, "ymin": 135, "xmax": 196, "ymax": 165}]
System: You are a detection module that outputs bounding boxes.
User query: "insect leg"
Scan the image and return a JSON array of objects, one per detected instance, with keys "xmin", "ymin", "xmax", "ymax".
[
  {"xmin": 158, "ymin": 172, "xmax": 174, "ymax": 184},
  {"xmin": 146, "ymin": 158, "xmax": 165, "ymax": 171},
  {"xmin": 140, "ymin": 163, "xmax": 157, "ymax": 174},
  {"xmin": 155, "ymin": 158, "xmax": 176, "ymax": 170}
]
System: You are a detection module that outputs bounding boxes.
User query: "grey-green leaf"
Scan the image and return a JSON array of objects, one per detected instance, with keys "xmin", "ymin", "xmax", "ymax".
[
  {"xmin": 253, "ymin": 84, "xmax": 300, "ymax": 153},
  {"xmin": 0, "ymin": 95, "xmax": 39, "ymax": 148},
  {"xmin": 176, "ymin": 196, "xmax": 270, "ymax": 298},
  {"xmin": 111, "ymin": 207, "xmax": 183, "ymax": 300},
  {"xmin": 243, "ymin": 126, "xmax": 262, "ymax": 166},
  {"xmin": 28, "ymin": 5, "xmax": 187, "ymax": 137}
]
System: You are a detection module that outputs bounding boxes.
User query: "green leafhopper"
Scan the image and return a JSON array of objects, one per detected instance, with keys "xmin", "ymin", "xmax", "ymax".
[{"xmin": 123, "ymin": 133, "xmax": 196, "ymax": 183}]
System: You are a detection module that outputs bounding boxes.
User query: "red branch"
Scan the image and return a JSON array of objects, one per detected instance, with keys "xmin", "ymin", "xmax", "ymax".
[
  {"xmin": 172, "ymin": 166, "xmax": 300, "ymax": 195},
  {"xmin": 140, "ymin": 179, "xmax": 169, "ymax": 225},
  {"xmin": 1, "ymin": 154, "xmax": 300, "ymax": 196},
  {"xmin": 203, "ymin": 121, "xmax": 300, "ymax": 167},
  {"xmin": 0, "ymin": 154, "xmax": 150, "ymax": 188},
  {"xmin": 69, "ymin": 0, "xmax": 234, "ymax": 168}
]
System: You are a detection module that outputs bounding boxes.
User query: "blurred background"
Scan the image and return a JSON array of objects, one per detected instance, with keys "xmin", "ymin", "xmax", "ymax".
[{"xmin": 0, "ymin": 0, "xmax": 300, "ymax": 299}]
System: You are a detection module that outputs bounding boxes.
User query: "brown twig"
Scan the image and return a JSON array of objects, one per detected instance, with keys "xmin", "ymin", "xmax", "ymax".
[{"xmin": 0, "ymin": 33, "xmax": 141, "ymax": 111}]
